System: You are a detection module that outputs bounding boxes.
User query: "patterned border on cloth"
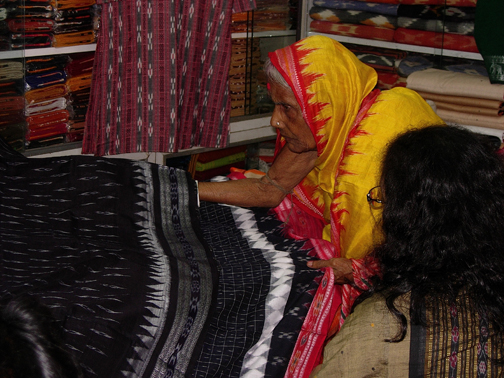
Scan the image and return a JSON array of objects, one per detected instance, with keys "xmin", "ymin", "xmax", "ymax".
[{"xmin": 0, "ymin": 138, "xmax": 326, "ymax": 378}]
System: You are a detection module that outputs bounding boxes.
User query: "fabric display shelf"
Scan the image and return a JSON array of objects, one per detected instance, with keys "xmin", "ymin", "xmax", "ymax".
[
  {"xmin": 5, "ymin": 52, "xmax": 93, "ymax": 151},
  {"xmin": 0, "ymin": 58, "xmax": 24, "ymax": 150},
  {"xmin": 230, "ymin": 38, "xmax": 260, "ymax": 118},
  {"xmin": 231, "ymin": 0, "xmax": 293, "ymax": 33},
  {"xmin": 0, "ymin": 0, "xmax": 98, "ymax": 51},
  {"xmin": 306, "ymin": 0, "xmax": 499, "ymax": 92},
  {"xmin": 407, "ymin": 68, "xmax": 504, "ymax": 130},
  {"xmin": 309, "ymin": 0, "xmax": 478, "ymax": 53}
]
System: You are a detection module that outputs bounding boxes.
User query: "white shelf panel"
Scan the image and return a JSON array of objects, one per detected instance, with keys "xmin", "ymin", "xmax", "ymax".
[
  {"xmin": 25, "ymin": 115, "xmax": 276, "ymax": 161},
  {"xmin": 232, "ymin": 30, "xmax": 296, "ymax": 39},
  {"xmin": 308, "ymin": 32, "xmax": 483, "ymax": 61},
  {"xmin": 0, "ymin": 43, "xmax": 97, "ymax": 59}
]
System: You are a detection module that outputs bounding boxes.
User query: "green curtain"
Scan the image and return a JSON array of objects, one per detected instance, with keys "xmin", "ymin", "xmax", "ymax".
[{"xmin": 475, "ymin": 0, "xmax": 504, "ymax": 84}]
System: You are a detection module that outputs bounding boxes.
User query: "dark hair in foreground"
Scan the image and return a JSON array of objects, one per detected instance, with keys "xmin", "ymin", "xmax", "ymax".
[
  {"xmin": 0, "ymin": 295, "xmax": 83, "ymax": 378},
  {"xmin": 373, "ymin": 125, "xmax": 504, "ymax": 342}
]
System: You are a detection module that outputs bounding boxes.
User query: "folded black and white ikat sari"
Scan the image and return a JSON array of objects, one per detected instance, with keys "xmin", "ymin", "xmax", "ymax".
[{"xmin": 0, "ymin": 138, "xmax": 322, "ymax": 378}]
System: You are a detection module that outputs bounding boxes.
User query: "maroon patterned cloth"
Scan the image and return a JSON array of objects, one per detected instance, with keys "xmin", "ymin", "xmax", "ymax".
[{"xmin": 83, "ymin": 0, "xmax": 256, "ymax": 156}]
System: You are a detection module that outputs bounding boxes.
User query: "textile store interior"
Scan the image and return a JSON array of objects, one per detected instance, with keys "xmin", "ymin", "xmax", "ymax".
[{"xmin": 1, "ymin": 0, "xmax": 504, "ymax": 377}]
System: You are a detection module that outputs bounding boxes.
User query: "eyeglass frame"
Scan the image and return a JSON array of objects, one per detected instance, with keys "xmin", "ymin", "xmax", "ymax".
[{"xmin": 366, "ymin": 186, "xmax": 384, "ymax": 207}]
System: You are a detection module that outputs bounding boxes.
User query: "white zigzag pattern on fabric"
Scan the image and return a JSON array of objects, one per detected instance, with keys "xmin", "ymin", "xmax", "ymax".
[
  {"xmin": 231, "ymin": 207, "xmax": 295, "ymax": 378},
  {"xmin": 123, "ymin": 162, "xmax": 172, "ymax": 377}
]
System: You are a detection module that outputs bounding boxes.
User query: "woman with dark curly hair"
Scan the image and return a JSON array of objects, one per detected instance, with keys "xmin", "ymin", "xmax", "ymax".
[{"xmin": 311, "ymin": 125, "xmax": 504, "ymax": 377}]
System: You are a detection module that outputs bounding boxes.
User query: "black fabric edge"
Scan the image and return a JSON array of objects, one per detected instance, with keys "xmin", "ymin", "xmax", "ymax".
[{"xmin": 409, "ymin": 304, "xmax": 426, "ymax": 378}]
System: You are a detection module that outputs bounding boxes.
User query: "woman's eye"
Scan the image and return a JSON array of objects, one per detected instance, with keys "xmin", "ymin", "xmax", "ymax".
[{"xmin": 282, "ymin": 104, "xmax": 291, "ymax": 111}]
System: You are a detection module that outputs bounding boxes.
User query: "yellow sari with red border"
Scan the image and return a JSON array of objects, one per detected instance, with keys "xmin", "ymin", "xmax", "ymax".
[
  {"xmin": 270, "ymin": 35, "xmax": 442, "ymax": 259},
  {"xmin": 269, "ymin": 35, "xmax": 443, "ymax": 377}
]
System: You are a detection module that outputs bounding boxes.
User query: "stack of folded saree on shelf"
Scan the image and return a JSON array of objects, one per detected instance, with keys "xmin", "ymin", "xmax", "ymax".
[
  {"xmin": 309, "ymin": 0, "xmax": 478, "ymax": 53},
  {"xmin": 52, "ymin": 0, "xmax": 97, "ymax": 48},
  {"xmin": 24, "ymin": 54, "xmax": 70, "ymax": 148},
  {"xmin": 407, "ymin": 68, "xmax": 504, "ymax": 130},
  {"xmin": 53, "ymin": 0, "xmax": 96, "ymax": 47},
  {"xmin": 231, "ymin": 0, "xmax": 292, "ymax": 33},
  {"xmin": 4, "ymin": 0, "xmax": 54, "ymax": 50},
  {"xmin": 0, "ymin": 58, "xmax": 25, "ymax": 150},
  {"xmin": 21, "ymin": 52, "xmax": 94, "ymax": 148},
  {"xmin": 229, "ymin": 38, "xmax": 260, "ymax": 117},
  {"xmin": 0, "ymin": 0, "xmax": 97, "ymax": 50}
]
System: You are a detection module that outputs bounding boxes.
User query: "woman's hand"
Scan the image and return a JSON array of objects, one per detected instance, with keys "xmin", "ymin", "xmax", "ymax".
[{"xmin": 307, "ymin": 258, "xmax": 354, "ymax": 284}]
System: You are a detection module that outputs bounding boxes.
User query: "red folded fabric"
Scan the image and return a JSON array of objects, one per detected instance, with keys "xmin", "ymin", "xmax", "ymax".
[
  {"xmin": 0, "ymin": 111, "xmax": 24, "ymax": 126},
  {"xmin": 310, "ymin": 20, "xmax": 395, "ymax": 42},
  {"xmin": 26, "ymin": 122, "xmax": 68, "ymax": 141},
  {"xmin": 66, "ymin": 52, "xmax": 94, "ymax": 77},
  {"xmin": 26, "ymin": 109, "xmax": 70, "ymax": 129},
  {"xmin": 7, "ymin": 19, "xmax": 55, "ymax": 33},
  {"xmin": 376, "ymin": 71, "xmax": 407, "ymax": 90},
  {"xmin": 394, "ymin": 28, "xmax": 478, "ymax": 53},
  {"xmin": 0, "ymin": 96, "xmax": 25, "ymax": 112}
]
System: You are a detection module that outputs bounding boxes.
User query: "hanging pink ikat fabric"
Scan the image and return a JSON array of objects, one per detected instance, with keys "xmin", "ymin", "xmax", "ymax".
[{"xmin": 83, "ymin": 0, "xmax": 256, "ymax": 156}]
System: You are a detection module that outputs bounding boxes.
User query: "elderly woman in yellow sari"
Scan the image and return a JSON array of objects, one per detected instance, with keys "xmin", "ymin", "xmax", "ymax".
[{"xmin": 199, "ymin": 35, "xmax": 443, "ymax": 376}]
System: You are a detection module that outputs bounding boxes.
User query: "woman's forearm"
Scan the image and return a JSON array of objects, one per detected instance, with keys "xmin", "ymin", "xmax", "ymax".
[
  {"xmin": 198, "ymin": 147, "xmax": 318, "ymax": 208},
  {"xmin": 198, "ymin": 178, "xmax": 286, "ymax": 208}
]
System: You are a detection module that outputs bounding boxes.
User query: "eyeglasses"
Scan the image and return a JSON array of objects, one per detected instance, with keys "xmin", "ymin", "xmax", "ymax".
[{"xmin": 367, "ymin": 186, "xmax": 384, "ymax": 208}]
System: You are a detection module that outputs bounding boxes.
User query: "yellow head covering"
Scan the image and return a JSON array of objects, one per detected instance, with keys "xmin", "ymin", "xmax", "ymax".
[{"xmin": 270, "ymin": 35, "xmax": 443, "ymax": 258}]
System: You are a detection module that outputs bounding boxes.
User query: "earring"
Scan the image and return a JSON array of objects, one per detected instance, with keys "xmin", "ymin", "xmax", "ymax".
[{"xmin": 276, "ymin": 121, "xmax": 280, "ymax": 126}]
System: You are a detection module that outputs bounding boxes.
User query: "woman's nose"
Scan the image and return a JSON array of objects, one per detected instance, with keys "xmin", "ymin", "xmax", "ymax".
[
  {"xmin": 271, "ymin": 113, "xmax": 282, "ymax": 128},
  {"xmin": 271, "ymin": 119, "xmax": 281, "ymax": 128}
]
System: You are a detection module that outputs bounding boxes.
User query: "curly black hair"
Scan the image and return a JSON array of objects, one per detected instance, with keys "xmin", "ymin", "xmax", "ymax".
[
  {"xmin": 373, "ymin": 125, "xmax": 504, "ymax": 341},
  {"xmin": 0, "ymin": 295, "xmax": 83, "ymax": 378}
]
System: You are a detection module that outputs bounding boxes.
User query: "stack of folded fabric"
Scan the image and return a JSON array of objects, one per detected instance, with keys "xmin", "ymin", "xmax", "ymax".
[
  {"xmin": 231, "ymin": 0, "xmax": 291, "ymax": 33},
  {"xmin": 229, "ymin": 38, "xmax": 260, "ymax": 117},
  {"xmin": 345, "ymin": 43, "xmax": 407, "ymax": 89},
  {"xmin": 6, "ymin": 0, "xmax": 54, "ymax": 50},
  {"xmin": 407, "ymin": 68, "xmax": 504, "ymax": 130},
  {"xmin": 190, "ymin": 145, "xmax": 248, "ymax": 181},
  {"xmin": 64, "ymin": 52, "xmax": 94, "ymax": 141},
  {"xmin": 394, "ymin": 1, "xmax": 477, "ymax": 53},
  {"xmin": 396, "ymin": 53, "xmax": 487, "ymax": 78},
  {"xmin": 0, "ymin": 3, "xmax": 12, "ymax": 51},
  {"xmin": 24, "ymin": 54, "xmax": 70, "ymax": 149},
  {"xmin": 0, "ymin": 58, "xmax": 25, "ymax": 150},
  {"xmin": 309, "ymin": 0, "xmax": 399, "ymax": 42},
  {"xmin": 52, "ymin": 0, "xmax": 96, "ymax": 47},
  {"xmin": 309, "ymin": 0, "xmax": 478, "ymax": 53},
  {"xmin": 1, "ymin": 0, "xmax": 97, "ymax": 50}
]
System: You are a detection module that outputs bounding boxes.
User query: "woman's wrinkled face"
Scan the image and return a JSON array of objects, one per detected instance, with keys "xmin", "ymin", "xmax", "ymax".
[{"xmin": 269, "ymin": 81, "xmax": 316, "ymax": 154}]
